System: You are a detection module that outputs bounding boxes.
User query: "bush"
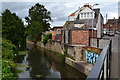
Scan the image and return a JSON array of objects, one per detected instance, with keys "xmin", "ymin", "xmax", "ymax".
[
  {"xmin": 2, "ymin": 39, "xmax": 18, "ymax": 57},
  {"xmin": 42, "ymin": 33, "xmax": 52, "ymax": 45},
  {"xmin": 1, "ymin": 38, "xmax": 19, "ymax": 80},
  {"xmin": 2, "ymin": 59, "xmax": 18, "ymax": 80}
]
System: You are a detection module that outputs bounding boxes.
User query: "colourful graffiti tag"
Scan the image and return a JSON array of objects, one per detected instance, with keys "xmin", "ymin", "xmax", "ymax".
[{"xmin": 85, "ymin": 51, "xmax": 99, "ymax": 64}]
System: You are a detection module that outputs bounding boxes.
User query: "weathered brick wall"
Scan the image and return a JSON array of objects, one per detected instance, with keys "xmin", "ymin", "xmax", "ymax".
[
  {"xmin": 37, "ymin": 41, "xmax": 64, "ymax": 54},
  {"xmin": 67, "ymin": 46, "xmax": 75, "ymax": 59},
  {"xmin": 70, "ymin": 30, "xmax": 97, "ymax": 46},
  {"xmin": 71, "ymin": 30, "xmax": 89, "ymax": 45}
]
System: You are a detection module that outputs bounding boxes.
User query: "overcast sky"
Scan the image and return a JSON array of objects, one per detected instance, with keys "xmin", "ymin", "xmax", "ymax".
[{"xmin": 0, "ymin": 0, "xmax": 120, "ymax": 27}]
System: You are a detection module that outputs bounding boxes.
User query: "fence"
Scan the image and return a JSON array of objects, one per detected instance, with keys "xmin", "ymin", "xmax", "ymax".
[{"xmin": 86, "ymin": 39, "xmax": 112, "ymax": 79}]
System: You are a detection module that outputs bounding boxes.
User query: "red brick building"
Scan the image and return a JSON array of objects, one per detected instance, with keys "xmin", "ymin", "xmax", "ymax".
[
  {"xmin": 52, "ymin": 26, "xmax": 63, "ymax": 42},
  {"xmin": 104, "ymin": 18, "xmax": 120, "ymax": 32},
  {"xmin": 53, "ymin": 26, "xmax": 63, "ymax": 31}
]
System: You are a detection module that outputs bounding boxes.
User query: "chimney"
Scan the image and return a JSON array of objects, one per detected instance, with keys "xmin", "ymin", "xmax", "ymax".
[{"xmin": 84, "ymin": 3, "xmax": 91, "ymax": 7}]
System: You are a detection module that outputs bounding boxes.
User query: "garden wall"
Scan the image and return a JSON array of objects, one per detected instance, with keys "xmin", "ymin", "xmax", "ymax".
[{"xmin": 37, "ymin": 40, "xmax": 64, "ymax": 54}]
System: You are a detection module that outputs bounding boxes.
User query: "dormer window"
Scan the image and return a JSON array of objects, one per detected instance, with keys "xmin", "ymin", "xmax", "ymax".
[
  {"xmin": 84, "ymin": 13, "xmax": 86, "ymax": 18},
  {"xmin": 81, "ymin": 13, "xmax": 83, "ymax": 18},
  {"xmin": 90, "ymin": 12, "xmax": 93, "ymax": 17},
  {"xmin": 80, "ymin": 12, "xmax": 94, "ymax": 19},
  {"xmin": 87, "ymin": 13, "xmax": 89, "ymax": 17}
]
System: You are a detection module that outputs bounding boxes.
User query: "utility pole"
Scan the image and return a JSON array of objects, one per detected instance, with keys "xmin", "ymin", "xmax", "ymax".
[
  {"xmin": 91, "ymin": 4, "xmax": 99, "ymax": 47},
  {"xmin": 106, "ymin": 14, "xmax": 108, "ymax": 23},
  {"xmin": 92, "ymin": 13, "xmax": 94, "ymax": 46}
]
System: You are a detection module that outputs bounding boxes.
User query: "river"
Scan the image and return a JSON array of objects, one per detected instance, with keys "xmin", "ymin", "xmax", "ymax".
[{"xmin": 16, "ymin": 44, "xmax": 86, "ymax": 80}]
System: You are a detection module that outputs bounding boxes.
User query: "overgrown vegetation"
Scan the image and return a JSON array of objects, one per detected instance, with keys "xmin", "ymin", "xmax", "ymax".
[
  {"xmin": 58, "ymin": 45, "xmax": 68, "ymax": 62},
  {"xmin": 42, "ymin": 33, "xmax": 52, "ymax": 45},
  {"xmin": 1, "ymin": 3, "xmax": 52, "ymax": 80},
  {"xmin": 25, "ymin": 3, "xmax": 52, "ymax": 43},
  {"xmin": 58, "ymin": 53, "xmax": 68, "ymax": 62},
  {"xmin": 2, "ymin": 39, "xmax": 21, "ymax": 80}
]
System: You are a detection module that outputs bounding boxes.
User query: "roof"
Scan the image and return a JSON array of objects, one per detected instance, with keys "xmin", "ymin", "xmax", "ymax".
[
  {"xmin": 75, "ymin": 19, "xmax": 97, "ymax": 28},
  {"xmin": 70, "ymin": 13, "xmax": 75, "ymax": 16},
  {"xmin": 69, "ymin": 8, "xmax": 80, "ymax": 16},
  {"xmin": 69, "ymin": 11, "xmax": 76, "ymax": 16},
  {"xmin": 93, "ymin": 8, "xmax": 100, "ymax": 19},
  {"xmin": 108, "ymin": 19, "xmax": 118, "ymax": 22},
  {"xmin": 74, "ymin": 8, "xmax": 100, "ymax": 28}
]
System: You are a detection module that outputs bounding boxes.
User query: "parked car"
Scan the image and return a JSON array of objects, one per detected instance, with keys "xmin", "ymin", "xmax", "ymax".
[
  {"xmin": 108, "ymin": 31, "xmax": 115, "ymax": 36},
  {"xmin": 116, "ymin": 31, "xmax": 120, "ymax": 35},
  {"xmin": 106, "ymin": 31, "xmax": 110, "ymax": 35}
]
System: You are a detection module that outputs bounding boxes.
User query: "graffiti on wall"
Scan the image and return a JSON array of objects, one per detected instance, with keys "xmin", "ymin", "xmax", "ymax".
[{"xmin": 85, "ymin": 51, "xmax": 99, "ymax": 64}]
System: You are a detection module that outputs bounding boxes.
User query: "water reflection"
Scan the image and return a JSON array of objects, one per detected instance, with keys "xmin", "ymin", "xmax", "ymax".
[{"xmin": 17, "ymin": 44, "xmax": 86, "ymax": 79}]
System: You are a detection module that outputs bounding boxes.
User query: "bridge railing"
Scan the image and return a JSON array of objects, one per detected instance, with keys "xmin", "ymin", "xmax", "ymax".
[{"xmin": 86, "ymin": 39, "xmax": 112, "ymax": 80}]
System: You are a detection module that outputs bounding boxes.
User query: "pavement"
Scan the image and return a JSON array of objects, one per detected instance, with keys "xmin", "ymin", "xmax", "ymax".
[{"xmin": 106, "ymin": 34, "xmax": 120, "ymax": 79}]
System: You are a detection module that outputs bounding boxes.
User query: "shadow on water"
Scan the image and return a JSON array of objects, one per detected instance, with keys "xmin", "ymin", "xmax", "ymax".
[{"xmin": 16, "ymin": 43, "xmax": 87, "ymax": 80}]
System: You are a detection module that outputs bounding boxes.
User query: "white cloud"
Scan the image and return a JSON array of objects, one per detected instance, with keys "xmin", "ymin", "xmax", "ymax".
[
  {"xmin": 107, "ymin": 12, "xmax": 118, "ymax": 19},
  {"xmin": 1, "ymin": 0, "xmax": 119, "ymax": 27},
  {"xmin": 1, "ymin": 0, "xmax": 119, "ymax": 3}
]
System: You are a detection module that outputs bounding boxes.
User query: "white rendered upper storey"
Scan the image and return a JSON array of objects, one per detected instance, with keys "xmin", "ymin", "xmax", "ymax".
[
  {"xmin": 68, "ymin": 4, "xmax": 95, "ymax": 21},
  {"xmin": 79, "ymin": 7, "xmax": 95, "ymax": 19}
]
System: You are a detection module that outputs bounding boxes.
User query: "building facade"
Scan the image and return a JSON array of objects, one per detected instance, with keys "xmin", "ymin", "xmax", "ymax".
[
  {"xmin": 67, "ymin": 4, "xmax": 104, "ymax": 38},
  {"xmin": 52, "ymin": 26, "xmax": 63, "ymax": 42},
  {"xmin": 104, "ymin": 18, "xmax": 120, "ymax": 32},
  {"xmin": 63, "ymin": 4, "xmax": 104, "ymax": 46}
]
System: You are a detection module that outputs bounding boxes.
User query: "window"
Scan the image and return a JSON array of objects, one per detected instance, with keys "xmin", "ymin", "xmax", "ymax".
[
  {"xmin": 90, "ymin": 12, "xmax": 93, "ymax": 17},
  {"xmin": 81, "ymin": 13, "xmax": 83, "ymax": 18},
  {"xmin": 80, "ymin": 12, "xmax": 93, "ymax": 19},
  {"xmin": 84, "ymin": 13, "xmax": 86, "ymax": 18},
  {"xmin": 87, "ymin": 13, "xmax": 89, "ymax": 17}
]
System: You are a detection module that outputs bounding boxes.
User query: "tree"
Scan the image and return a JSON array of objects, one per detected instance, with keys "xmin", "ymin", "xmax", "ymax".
[
  {"xmin": 25, "ymin": 3, "xmax": 52, "ymax": 43},
  {"xmin": 0, "ymin": 16, "xmax": 2, "ymax": 37},
  {"xmin": 2, "ymin": 9, "xmax": 26, "ymax": 50}
]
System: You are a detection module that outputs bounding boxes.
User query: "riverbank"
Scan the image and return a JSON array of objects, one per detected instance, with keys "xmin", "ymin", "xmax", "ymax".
[{"xmin": 27, "ymin": 40, "xmax": 93, "ymax": 76}]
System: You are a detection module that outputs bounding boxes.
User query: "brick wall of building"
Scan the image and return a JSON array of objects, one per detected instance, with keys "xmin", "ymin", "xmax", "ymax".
[
  {"xmin": 70, "ymin": 30, "xmax": 97, "ymax": 46},
  {"xmin": 104, "ymin": 19, "xmax": 120, "ymax": 32}
]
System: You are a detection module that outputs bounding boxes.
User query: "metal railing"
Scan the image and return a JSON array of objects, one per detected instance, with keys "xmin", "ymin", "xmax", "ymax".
[{"xmin": 86, "ymin": 39, "xmax": 112, "ymax": 80}]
